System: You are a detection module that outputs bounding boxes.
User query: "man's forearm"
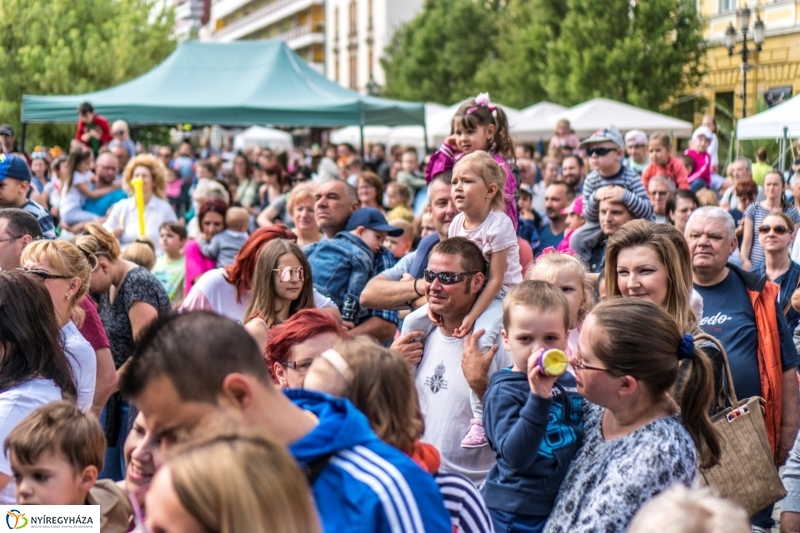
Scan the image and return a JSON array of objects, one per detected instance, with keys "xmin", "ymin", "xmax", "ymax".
[
  {"xmin": 360, "ymin": 276, "xmax": 420, "ymax": 310},
  {"xmin": 348, "ymin": 316, "xmax": 397, "ymax": 343}
]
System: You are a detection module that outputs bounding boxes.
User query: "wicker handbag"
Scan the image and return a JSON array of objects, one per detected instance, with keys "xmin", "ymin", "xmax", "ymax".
[{"xmin": 696, "ymin": 333, "xmax": 786, "ymax": 516}]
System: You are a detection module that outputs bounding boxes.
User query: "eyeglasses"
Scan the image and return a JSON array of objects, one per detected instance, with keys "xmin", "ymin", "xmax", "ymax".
[
  {"xmin": 16, "ymin": 268, "xmax": 70, "ymax": 281},
  {"xmin": 113, "ymin": 130, "xmax": 125, "ymax": 135},
  {"xmin": 574, "ymin": 362, "xmax": 611, "ymax": 372},
  {"xmin": 279, "ymin": 359, "xmax": 314, "ymax": 373},
  {"xmin": 31, "ymin": 152, "xmax": 48, "ymax": 160},
  {"xmin": 423, "ymin": 269, "xmax": 479, "ymax": 285},
  {"xmin": 758, "ymin": 224, "xmax": 789, "ymax": 235},
  {"xmin": 586, "ymin": 147, "xmax": 617, "ymax": 157},
  {"xmin": 0, "ymin": 236, "xmax": 20, "ymax": 244},
  {"xmin": 273, "ymin": 266, "xmax": 304, "ymax": 282}
]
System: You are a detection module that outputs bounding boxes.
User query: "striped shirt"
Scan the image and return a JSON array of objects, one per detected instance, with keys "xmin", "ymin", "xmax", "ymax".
[
  {"xmin": 434, "ymin": 472, "xmax": 495, "ymax": 533},
  {"xmin": 21, "ymin": 199, "xmax": 55, "ymax": 239}
]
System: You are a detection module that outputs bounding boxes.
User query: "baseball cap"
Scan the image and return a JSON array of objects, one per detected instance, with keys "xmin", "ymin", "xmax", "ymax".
[
  {"xmin": 0, "ymin": 154, "xmax": 31, "ymax": 182},
  {"xmin": 345, "ymin": 207, "xmax": 404, "ymax": 237},
  {"xmin": 0, "ymin": 125, "xmax": 13, "ymax": 136},
  {"xmin": 561, "ymin": 196, "xmax": 584, "ymax": 217},
  {"xmin": 578, "ymin": 127, "xmax": 624, "ymax": 150},
  {"xmin": 624, "ymin": 130, "xmax": 648, "ymax": 146},
  {"xmin": 692, "ymin": 126, "xmax": 714, "ymax": 141}
]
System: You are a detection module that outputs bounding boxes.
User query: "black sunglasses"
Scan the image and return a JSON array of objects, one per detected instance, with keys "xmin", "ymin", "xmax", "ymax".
[
  {"xmin": 17, "ymin": 268, "xmax": 70, "ymax": 281},
  {"xmin": 423, "ymin": 269, "xmax": 479, "ymax": 285},
  {"xmin": 758, "ymin": 224, "xmax": 789, "ymax": 235},
  {"xmin": 586, "ymin": 147, "xmax": 617, "ymax": 157}
]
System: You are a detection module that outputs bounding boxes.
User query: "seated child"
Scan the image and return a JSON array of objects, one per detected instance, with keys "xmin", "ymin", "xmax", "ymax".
[
  {"xmin": 199, "ymin": 206, "xmax": 249, "ymax": 268},
  {"xmin": 396, "ymin": 148, "xmax": 427, "ymax": 199},
  {"xmin": 153, "ymin": 222, "xmax": 187, "ymax": 303},
  {"xmin": 642, "ymin": 132, "xmax": 689, "ymax": 190},
  {"xmin": 384, "ymin": 219, "xmax": 414, "ymax": 259},
  {"xmin": 517, "ymin": 186, "xmax": 541, "ymax": 251},
  {"xmin": 305, "ymin": 207, "xmax": 402, "ymax": 324},
  {"xmin": 385, "ymin": 182, "xmax": 414, "ymax": 222},
  {"xmin": 483, "ymin": 281, "xmax": 582, "ymax": 533},
  {"xmin": 5, "ymin": 402, "xmax": 132, "ymax": 533},
  {"xmin": 683, "ymin": 127, "xmax": 713, "ymax": 191},
  {"xmin": 558, "ymin": 196, "xmax": 585, "ymax": 252},
  {"xmin": 0, "ymin": 154, "xmax": 56, "ymax": 238}
]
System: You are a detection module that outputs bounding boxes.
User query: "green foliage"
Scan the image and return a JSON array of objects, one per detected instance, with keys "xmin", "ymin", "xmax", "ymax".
[
  {"xmin": 0, "ymin": 0, "xmax": 176, "ymax": 148},
  {"xmin": 382, "ymin": 0, "xmax": 706, "ymax": 113},
  {"xmin": 380, "ymin": 0, "xmax": 497, "ymax": 104}
]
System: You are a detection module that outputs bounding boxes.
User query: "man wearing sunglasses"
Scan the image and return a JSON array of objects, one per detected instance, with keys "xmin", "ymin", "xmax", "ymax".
[
  {"xmin": 687, "ymin": 206, "xmax": 799, "ymax": 533},
  {"xmin": 569, "ymin": 127, "xmax": 653, "ymax": 263},
  {"xmin": 403, "ymin": 237, "xmax": 511, "ymax": 486}
]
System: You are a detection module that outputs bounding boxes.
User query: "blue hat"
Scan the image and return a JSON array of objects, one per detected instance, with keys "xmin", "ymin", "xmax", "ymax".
[
  {"xmin": 0, "ymin": 154, "xmax": 31, "ymax": 182},
  {"xmin": 345, "ymin": 207, "xmax": 404, "ymax": 237}
]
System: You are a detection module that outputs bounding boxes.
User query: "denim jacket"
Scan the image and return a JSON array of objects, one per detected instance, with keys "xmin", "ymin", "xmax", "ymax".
[{"xmin": 305, "ymin": 231, "xmax": 374, "ymax": 323}]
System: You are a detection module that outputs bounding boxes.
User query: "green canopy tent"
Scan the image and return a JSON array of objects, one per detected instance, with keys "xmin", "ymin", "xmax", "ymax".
[{"xmin": 20, "ymin": 40, "xmax": 425, "ymax": 149}]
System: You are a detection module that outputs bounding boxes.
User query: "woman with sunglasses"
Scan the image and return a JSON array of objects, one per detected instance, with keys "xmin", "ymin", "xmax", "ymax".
[
  {"xmin": 243, "ymin": 239, "xmax": 316, "ymax": 353},
  {"xmin": 78, "ymin": 223, "xmax": 171, "ymax": 481},
  {"xmin": 543, "ymin": 299, "xmax": 720, "ymax": 533},
  {"xmin": 750, "ymin": 211, "xmax": 800, "ymax": 332},
  {"xmin": 0, "ymin": 270, "xmax": 77, "ymax": 503},
  {"xmin": 740, "ymin": 170, "xmax": 800, "ymax": 270}
]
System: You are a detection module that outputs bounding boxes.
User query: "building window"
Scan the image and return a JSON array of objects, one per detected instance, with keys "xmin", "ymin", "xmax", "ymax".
[
  {"xmin": 349, "ymin": 52, "xmax": 357, "ymax": 89},
  {"xmin": 719, "ymin": 0, "xmax": 736, "ymax": 13}
]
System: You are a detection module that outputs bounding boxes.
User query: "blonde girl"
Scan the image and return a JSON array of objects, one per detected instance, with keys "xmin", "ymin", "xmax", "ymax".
[
  {"xmin": 144, "ymin": 426, "xmax": 321, "ymax": 533},
  {"xmin": 425, "ymin": 92, "xmax": 518, "ymax": 228},
  {"xmin": 243, "ymin": 239, "xmax": 315, "ymax": 352},
  {"xmin": 526, "ymin": 249, "xmax": 593, "ymax": 359}
]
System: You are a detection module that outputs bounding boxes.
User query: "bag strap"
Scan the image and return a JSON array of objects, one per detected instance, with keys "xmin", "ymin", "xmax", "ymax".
[{"xmin": 694, "ymin": 332, "xmax": 740, "ymax": 408}]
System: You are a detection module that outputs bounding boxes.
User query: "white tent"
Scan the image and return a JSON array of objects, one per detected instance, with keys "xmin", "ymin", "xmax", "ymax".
[
  {"xmin": 329, "ymin": 103, "xmax": 448, "ymax": 150},
  {"xmin": 427, "ymin": 101, "xmax": 528, "ymax": 146},
  {"xmin": 514, "ymin": 102, "xmax": 569, "ymax": 142},
  {"xmin": 736, "ymin": 94, "xmax": 800, "ymax": 139},
  {"xmin": 329, "ymin": 125, "xmax": 392, "ymax": 147},
  {"xmin": 233, "ymin": 126, "xmax": 293, "ymax": 151},
  {"xmin": 517, "ymin": 97, "xmax": 694, "ymax": 138}
]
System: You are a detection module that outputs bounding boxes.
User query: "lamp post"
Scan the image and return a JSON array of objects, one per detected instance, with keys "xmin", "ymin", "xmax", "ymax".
[
  {"xmin": 366, "ymin": 75, "xmax": 379, "ymax": 96},
  {"xmin": 725, "ymin": 7, "xmax": 765, "ymax": 118}
]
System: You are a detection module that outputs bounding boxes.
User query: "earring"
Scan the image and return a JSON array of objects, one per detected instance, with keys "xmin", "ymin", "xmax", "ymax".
[{"xmin": 65, "ymin": 294, "xmax": 70, "ymax": 301}]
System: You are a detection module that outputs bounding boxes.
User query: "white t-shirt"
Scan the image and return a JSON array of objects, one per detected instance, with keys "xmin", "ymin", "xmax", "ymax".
[
  {"xmin": 413, "ymin": 327, "xmax": 511, "ymax": 486},
  {"xmin": 60, "ymin": 171, "xmax": 93, "ymax": 215},
  {"xmin": 0, "ymin": 379, "xmax": 62, "ymax": 503},
  {"xmin": 449, "ymin": 210, "xmax": 522, "ymax": 291},
  {"xmin": 180, "ymin": 268, "xmax": 336, "ymax": 323},
  {"xmin": 61, "ymin": 322, "xmax": 96, "ymax": 413},
  {"xmin": 103, "ymin": 197, "xmax": 178, "ymax": 256}
]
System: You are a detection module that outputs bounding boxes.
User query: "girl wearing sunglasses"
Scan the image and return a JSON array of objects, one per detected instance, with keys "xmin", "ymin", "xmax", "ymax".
[
  {"xmin": 243, "ymin": 239, "xmax": 315, "ymax": 353},
  {"xmin": 751, "ymin": 211, "xmax": 800, "ymax": 332},
  {"xmin": 740, "ymin": 170, "xmax": 800, "ymax": 270}
]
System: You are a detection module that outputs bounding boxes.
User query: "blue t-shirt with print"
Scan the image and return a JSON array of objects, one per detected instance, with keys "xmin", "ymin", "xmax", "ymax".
[
  {"xmin": 695, "ymin": 268, "xmax": 799, "ymax": 400},
  {"xmin": 535, "ymin": 223, "xmax": 564, "ymax": 255}
]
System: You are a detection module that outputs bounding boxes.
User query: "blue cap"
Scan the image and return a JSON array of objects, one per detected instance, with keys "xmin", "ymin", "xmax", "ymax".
[
  {"xmin": 345, "ymin": 207, "xmax": 404, "ymax": 237},
  {"xmin": 0, "ymin": 154, "xmax": 31, "ymax": 182}
]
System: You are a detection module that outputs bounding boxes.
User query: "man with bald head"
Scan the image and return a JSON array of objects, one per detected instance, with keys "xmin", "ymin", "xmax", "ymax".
[
  {"xmin": 311, "ymin": 179, "xmax": 399, "ymax": 342},
  {"xmin": 83, "ymin": 151, "xmax": 127, "ymax": 217}
]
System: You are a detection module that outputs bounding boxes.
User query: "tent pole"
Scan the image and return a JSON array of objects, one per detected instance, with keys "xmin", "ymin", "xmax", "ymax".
[
  {"xmin": 19, "ymin": 122, "xmax": 27, "ymax": 153},
  {"xmin": 423, "ymin": 121, "xmax": 429, "ymax": 153},
  {"xmin": 782, "ymin": 126, "xmax": 789, "ymax": 174},
  {"xmin": 359, "ymin": 101, "xmax": 366, "ymax": 160}
]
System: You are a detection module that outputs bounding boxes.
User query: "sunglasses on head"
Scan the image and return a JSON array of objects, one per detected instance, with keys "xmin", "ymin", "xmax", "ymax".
[
  {"xmin": 586, "ymin": 147, "xmax": 618, "ymax": 157},
  {"xmin": 423, "ymin": 269, "xmax": 479, "ymax": 285},
  {"xmin": 759, "ymin": 224, "xmax": 789, "ymax": 235},
  {"xmin": 273, "ymin": 266, "xmax": 304, "ymax": 282}
]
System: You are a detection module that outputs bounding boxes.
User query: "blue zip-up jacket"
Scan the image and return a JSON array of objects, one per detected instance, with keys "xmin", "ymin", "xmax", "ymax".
[
  {"xmin": 482, "ymin": 369, "xmax": 583, "ymax": 517},
  {"xmin": 286, "ymin": 389, "xmax": 451, "ymax": 533},
  {"xmin": 305, "ymin": 231, "xmax": 374, "ymax": 322}
]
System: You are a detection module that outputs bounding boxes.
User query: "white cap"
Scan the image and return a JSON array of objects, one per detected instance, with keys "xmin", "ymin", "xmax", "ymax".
[{"xmin": 692, "ymin": 126, "xmax": 714, "ymax": 141}]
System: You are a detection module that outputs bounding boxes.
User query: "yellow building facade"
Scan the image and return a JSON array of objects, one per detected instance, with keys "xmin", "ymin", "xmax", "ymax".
[{"xmin": 699, "ymin": 0, "xmax": 800, "ymax": 118}]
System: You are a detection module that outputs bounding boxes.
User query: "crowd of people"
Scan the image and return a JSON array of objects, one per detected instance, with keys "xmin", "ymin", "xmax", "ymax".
[{"xmin": 0, "ymin": 95, "xmax": 800, "ymax": 533}]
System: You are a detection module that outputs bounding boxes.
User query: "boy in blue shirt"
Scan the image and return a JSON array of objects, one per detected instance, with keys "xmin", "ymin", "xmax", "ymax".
[{"xmin": 483, "ymin": 280, "xmax": 583, "ymax": 532}]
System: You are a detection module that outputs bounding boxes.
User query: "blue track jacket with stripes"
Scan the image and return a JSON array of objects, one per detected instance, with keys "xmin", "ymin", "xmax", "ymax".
[{"xmin": 287, "ymin": 389, "xmax": 451, "ymax": 533}]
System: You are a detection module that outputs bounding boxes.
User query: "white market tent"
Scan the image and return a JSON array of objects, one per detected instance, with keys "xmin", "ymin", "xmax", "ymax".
[
  {"xmin": 736, "ymin": 94, "xmax": 800, "ymax": 139},
  {"xmin": 330, "ymin": 103, "xmax": 448, "ymax": 151},
  {"xmin": 514, "ymin": 102, "xmax": 569, "ymax": 142},
  {"xmin": 329, "ymin": 125, "xmax": 392, "ymax": 146},
  {"xmin": 233, "ymin": 126, "xmax": 293, "ymax": 151},
  {"xmin": 520, "ymin": 97, "xmax": 694, "ymax": 138}
]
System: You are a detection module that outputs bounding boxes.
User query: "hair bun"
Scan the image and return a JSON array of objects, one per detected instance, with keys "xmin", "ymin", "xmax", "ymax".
[{"xmin": 74, "ymin": 234, "xmax": 99, "ymax": 270}]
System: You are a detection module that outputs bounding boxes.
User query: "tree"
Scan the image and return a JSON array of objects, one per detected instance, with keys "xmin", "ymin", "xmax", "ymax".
[
  {"xmin": 474, "ymin": 0, "xmax": 567, "ymax": 109},
  {"xmin": 381, "ymin": 0, "xmax": 496, "ymax": 104},
  {"xmin": 0, "ymin": 0, "xmax": 175, "ymax": 147},
  {"xmin": 543, "ymin": 0, "xmax": 706, "ymax": 111}
]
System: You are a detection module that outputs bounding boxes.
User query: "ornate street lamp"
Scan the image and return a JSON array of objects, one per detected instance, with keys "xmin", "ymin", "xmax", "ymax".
[
  {"xmin": 725, "ymin": 7, "xmax": 765, "ymax": 118},
  {"xmin": 366, "ymin": 75, "xmax": 379, "ymax": 96}
]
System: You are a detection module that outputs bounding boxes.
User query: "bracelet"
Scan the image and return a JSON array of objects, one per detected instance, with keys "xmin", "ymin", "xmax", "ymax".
[{"xmin": 413, "ymin": 278, "xmax": 423, "ymax": 297}]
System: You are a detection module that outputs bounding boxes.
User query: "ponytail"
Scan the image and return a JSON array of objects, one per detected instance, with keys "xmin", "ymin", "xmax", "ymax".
[
  {"xmin": 491, "ymin": 106, "xmax": 515, "ymax": 162},
  {"xmin": 453, "ymin": 94, "xmax": 515, "ymax": 162},
  {"xmin": 677, "ymin": 338, "xmax": 722, "ymax": 469}
]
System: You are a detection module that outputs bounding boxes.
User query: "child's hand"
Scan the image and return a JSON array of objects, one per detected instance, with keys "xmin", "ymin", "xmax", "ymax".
[
  {"xmin": 342, "ymin": 320, "xmax": 355, "ymax": 330},
  {"xmin": 427, "ymin": 307, "xmax": 443, "ymax": 328},
  {"xmin": 527, "ymin": 349, "xmax": 559, "ymax": 399},
  {"xmin": 445, "ymin": 135, "xmax": 459, "ymax": 150},
  {"xmin": 452, "ymin": 314, "xmax": 476, "ymax": 339}
]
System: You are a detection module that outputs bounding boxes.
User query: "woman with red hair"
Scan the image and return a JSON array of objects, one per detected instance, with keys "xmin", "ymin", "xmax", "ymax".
[
  {"xmin": 180, "ymin": 225, "xmax": 341, "ymax": 323},
  {"xmin": 264, "ymin": 309, "xmax": 345, "ymax": 388}
]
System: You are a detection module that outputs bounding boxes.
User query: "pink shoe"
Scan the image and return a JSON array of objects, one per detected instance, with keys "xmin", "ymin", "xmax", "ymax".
[{"xmin": 461, "ymin": 419, "xmax": 488, "ymax": 448}]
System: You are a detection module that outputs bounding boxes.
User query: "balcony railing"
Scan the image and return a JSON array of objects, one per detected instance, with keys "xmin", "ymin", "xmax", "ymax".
[{"xmin": 213, "ymin": 0, "xmax": 321, "ymax": 39}]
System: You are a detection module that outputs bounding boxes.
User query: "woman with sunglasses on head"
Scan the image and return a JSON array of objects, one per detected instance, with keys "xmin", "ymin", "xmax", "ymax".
[
  {"xmin": 750, "ymin": 211, "xmax": 800, "ymax": 332},
  {"xmin": 0, "ymin": 270, "xmax": 77, "ymax": 503},
  {"xmin": 741, "ymin": 170, "xmax": 800, "ymax": 270},
  {"xmin": 543, "ymin": 299, "xmax": 720, "ymax": 533},
  {"xmin": 242, "ymin": 239, "xmax": 316, "ymax": 352}
]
